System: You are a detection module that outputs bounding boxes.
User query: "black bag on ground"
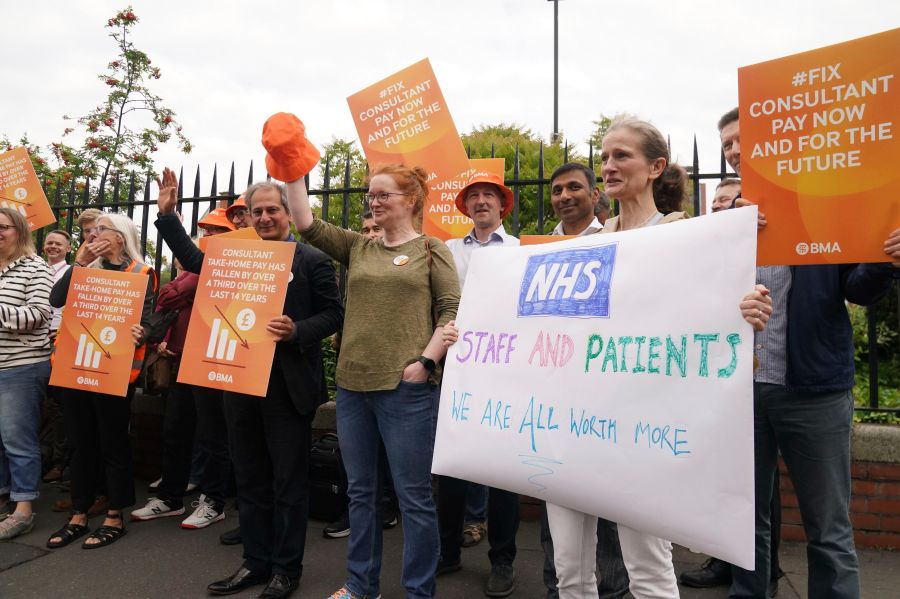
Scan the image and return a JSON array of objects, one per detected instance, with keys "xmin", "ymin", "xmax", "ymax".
[{"xmin": 308, "ymin": 432, "xmax": 348, "ymax": 522}]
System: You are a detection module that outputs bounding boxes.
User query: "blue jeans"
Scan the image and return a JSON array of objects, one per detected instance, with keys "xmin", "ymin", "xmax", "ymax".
[
  {"xmin": 0, "ymin": 360, "xmax": 50, "ymax": 502},
  {"xmin": 730, "ymin": 384, "xmax": 859, "ymax": 598},
  {"xmin": 337, "ymin": 381, "xmax": 439, "ymax": 599}
]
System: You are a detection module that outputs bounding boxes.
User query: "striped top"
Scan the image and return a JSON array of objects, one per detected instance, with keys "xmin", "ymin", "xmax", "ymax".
[{"xmin": 0, "ymin": 254, "xmax": 53, "ymax": 369}]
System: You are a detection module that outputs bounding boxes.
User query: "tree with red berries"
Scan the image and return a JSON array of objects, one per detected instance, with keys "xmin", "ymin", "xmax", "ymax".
[{"xmin": 3, "ymin": 6, "xmax": 191, "ymax": 191}]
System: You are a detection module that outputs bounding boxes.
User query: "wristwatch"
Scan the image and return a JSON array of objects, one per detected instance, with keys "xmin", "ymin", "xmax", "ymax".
[{"xmin": 416, "ymin": 355, "xmax": 436, "ymax": 373}]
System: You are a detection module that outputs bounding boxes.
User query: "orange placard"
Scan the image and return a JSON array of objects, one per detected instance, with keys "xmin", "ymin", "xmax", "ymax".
[
  {"xmin": 177, "ymin": 237, "xmax": 294, "ymax": 397},
  {"xmin": 198, "ymin": 226, "xmax": 260, "ymax": 252},
  {"xmin": 425, "ymin": 158, "xmax": 506, "ymax": 240},
  {"xmin": 0, "ymin": 147, "xmax": 57, "ymax": 230},
  {"xmin": 347, "ymin": 58, "xmax": 469, "ymax": 205},
  {"xmin": 520, "ymin": 235, "xmax": 576, "ymax": 245},
  {"xmin": 49, "ymin": 268, "xmax": 149, "ymax": 397},
  {"xmin": 739, "ymin": 28, "xmax": 900, "ymax": 265}
]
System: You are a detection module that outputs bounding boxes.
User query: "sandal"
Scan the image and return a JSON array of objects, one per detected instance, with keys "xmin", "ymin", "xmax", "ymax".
[
  {"xmin": 47, "ymin": 522, "xmax": 90, "ymax": 548},
  {"xmin": 462, "ymin": 522, "xmax": 487, "ymax": 547},
  {"xmin": 82, "ymin": 512, "xmax": 127, "ymax": 549}
]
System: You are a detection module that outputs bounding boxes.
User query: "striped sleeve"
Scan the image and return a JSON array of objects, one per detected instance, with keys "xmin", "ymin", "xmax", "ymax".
[{"xmin": 0, "ymin": 257, "xmax": 53, "ymax": 332}]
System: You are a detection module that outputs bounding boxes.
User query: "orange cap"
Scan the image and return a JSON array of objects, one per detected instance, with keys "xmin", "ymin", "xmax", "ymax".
[
  {"xmin": 198, "ymin": 207, "xmax": 235, "ymax": 232},
  {"xmin": 225, "ymin": 195, "xmax": 247, "ymax": 219},
  {"xmin": 454, "ymin": 172, "xmax": 514, "ymax": 219},
  {"xmin": 262, "ymin": 112, "xmax": 321, "ymax": 182}
]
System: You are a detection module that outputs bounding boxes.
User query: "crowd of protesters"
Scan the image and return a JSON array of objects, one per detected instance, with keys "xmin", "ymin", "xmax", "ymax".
[{"xmin": 0, "ymin": 108, "xmax": 898, "ymax": 599}]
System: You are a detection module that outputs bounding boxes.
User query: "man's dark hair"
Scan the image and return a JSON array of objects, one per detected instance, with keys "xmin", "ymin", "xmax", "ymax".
[
  {"xmin": 717, "ymin": 107, "xmax": 739, "ymax": 132},
  {"xmin": 362, "ymin": 210, "xmax": 374, "ymax": 220},
  {"xmin": 550, "ymin": 162, "xmax": 597, "ymax": 188}
]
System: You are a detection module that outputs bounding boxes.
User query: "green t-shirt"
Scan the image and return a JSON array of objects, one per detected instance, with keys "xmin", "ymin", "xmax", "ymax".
[{"xmin": 302, "ymin": 218, "xmax": 460, "ymax": 391}]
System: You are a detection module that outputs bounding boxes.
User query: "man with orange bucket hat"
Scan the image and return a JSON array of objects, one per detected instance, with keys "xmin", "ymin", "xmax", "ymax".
[
  {"xmin": 198, "ymin": 207, "xmax": 235, "ymax": 236},
  {"xmin": 225, "ymin": 196, "xmax": 252, "ymax": 230},
  {"xmin": 438, "ymin": 170, "xmax": 520, "ymax": 597}
]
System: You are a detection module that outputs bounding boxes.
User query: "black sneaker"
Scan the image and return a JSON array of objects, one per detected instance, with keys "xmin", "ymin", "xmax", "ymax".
[
  {"xmin": 436, "ymin": 555, "xmax": 462, "ymax": 577},
  {"xmin": 484, "ymin": 564, "xmax": 515, "ymax": 597},
  {"xmin": 324, "ymin": 513, "xmax": 350, "ymax": 538},
  {"xmin": 382, "ymin": 510, "xmax": 399, "ymax": 529},
  {"xmin": 219, "ymin": 526, "xmax": 242, "ymax": 545}
]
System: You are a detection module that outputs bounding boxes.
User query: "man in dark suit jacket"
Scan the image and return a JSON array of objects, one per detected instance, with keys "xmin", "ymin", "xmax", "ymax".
[{"xmin": 156, "ymin": 169, "xmax": 343, "ymax": 599}]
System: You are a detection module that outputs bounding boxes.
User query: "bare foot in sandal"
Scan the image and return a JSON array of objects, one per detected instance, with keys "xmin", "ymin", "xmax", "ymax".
[
  {"xmin": 48, "ymin": 513, "xmax": 88, "ymax": 546},
  {"xmin": 83, "ymin": 511, "xmax": 127, "ymax": 549}
]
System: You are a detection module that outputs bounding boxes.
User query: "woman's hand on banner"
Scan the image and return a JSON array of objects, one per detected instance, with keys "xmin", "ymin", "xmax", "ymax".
[
  {"xmin": 442, "ymin": 320, "xmax": 459, "ymax": 347},
  {"xmin": 740, "ymin": 285, "xmax": 772, "ymax": 332}
]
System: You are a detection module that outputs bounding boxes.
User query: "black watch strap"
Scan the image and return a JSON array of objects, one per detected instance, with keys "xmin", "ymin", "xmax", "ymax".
[{"xmin": 416, "ymin": 355, "xmax": 436, "ymax": 372}]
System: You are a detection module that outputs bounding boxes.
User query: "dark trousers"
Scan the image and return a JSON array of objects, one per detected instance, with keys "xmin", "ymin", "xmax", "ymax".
[
  {"xmin": 224, "ymin": 369, "xmax": 313, "ymax": 579},
  {"xmin": 730, "ymin": 384, "xmax": 859, "ymax": 598},
  {"xmin": 541, "ymin": 505, "xmax": 629, "ymax": 599},
  {"xmin": 63, "ymin": 387, "xmax": 135, "ymax": 512},
  {"xmin": 438, "ymin": 476, "xmax": 519, "ymax": 566},
  {"xmin": 157, "ymin": 381, "xmax": 230, "ymax": 507}
]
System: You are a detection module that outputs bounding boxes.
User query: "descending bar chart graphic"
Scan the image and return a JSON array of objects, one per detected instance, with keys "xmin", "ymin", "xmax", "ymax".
[
  {"xmin": 0, "ymin": 198, "xmax": 28, "ymax": 216},
  {"xmin": 74, "ymin": 333, "xmax": 103, "ymax": 369},
  {"xmin": 207, "ymin": 318, "xmax": 239, "ymax": 362}
]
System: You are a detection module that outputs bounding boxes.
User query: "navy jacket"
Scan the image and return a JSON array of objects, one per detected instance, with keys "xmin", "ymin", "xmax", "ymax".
[
  {"xmin": 787, "ymin": 263, "xmax": 895, "ymax": 393},
  {"xmin": 156, "ymin": 214, "xmax": 343, "ymax": 415}
]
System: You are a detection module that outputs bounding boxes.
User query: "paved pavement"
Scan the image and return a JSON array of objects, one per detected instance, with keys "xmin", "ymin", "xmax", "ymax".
[{"xmin": 1, "ymin": 481, "xmax": 897, "ymax": 598}]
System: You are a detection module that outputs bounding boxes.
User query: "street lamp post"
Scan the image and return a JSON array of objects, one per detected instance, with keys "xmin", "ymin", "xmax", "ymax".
[{"xmin": 549, "ymin": 0, "xmax": 560, "ymax": 143}]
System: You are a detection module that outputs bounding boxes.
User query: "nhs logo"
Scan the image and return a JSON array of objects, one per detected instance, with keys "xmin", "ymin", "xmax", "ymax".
[{"xmin": 517, "ymin": 245, "xmax": 617, "ymax": 318}]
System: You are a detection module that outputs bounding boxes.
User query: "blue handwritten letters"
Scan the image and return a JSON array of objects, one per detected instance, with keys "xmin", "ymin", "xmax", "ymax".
[{"xmin": 518, "ymin": 245, "xmax": 617, "ymax": 318}]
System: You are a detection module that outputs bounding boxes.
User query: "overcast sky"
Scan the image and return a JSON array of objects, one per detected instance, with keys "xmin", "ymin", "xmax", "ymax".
[{"xmin": 3, "ymin": 0, "xmax": 898, "ymax": 208}]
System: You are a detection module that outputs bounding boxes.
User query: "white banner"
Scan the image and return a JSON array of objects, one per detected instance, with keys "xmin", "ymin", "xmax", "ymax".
[{"xmin": 433, "ymin": 207, "xmax": 758, "ymax": 568}]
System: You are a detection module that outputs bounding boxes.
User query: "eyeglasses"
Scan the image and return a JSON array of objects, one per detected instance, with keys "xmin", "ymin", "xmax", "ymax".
[
  {"xmin": 0, "ymin": 224, "xmax": 15, "ymax": 232},
  {"xmin": 364, "ymin": 192, "xmax": 407, "ymax": 203},
  {"xmin": 230, "ymin": 209, "xmax": 248, "ymax": 219},
  {"xmin": 95, "ymin": 225, "xmax": 122, "ymax": 235}
]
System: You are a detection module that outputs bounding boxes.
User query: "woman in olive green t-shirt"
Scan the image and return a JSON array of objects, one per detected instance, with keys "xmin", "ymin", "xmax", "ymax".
[{"xmin": 287, "ymin": 164, "xmax": 459, "ymax": 599}]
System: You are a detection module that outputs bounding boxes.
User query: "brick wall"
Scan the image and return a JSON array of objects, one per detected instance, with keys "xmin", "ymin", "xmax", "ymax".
[{"xmin": 779, "ymin": 458, "xmax": 900, "ymax": 549}]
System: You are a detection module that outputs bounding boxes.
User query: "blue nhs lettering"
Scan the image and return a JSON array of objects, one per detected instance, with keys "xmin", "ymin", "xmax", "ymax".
[{"xmin": 517, "ymin": 245, "xmax": 617, "ymax": 318}]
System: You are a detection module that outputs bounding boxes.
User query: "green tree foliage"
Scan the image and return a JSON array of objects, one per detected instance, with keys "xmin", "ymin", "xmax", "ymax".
[
  {"xmin": 314, "ymin": 137, "xmax": 367, "ymax": 231},
  {"xmin": 3, "ymin": 6, "xmax": 190, "ymax": 204}
]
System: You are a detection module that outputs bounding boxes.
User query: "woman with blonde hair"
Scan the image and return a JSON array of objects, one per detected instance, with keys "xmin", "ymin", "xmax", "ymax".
[
  {"xmin": 0, "ymin": 207, "xmax": 54, "ymax": 541},
  {"xmin": 287, "ymin": 163, "xmax": 460, "ymax": 599},
  {"xmin": 47, "ymin": 212, "xmax": 157, "ymax": 549}
]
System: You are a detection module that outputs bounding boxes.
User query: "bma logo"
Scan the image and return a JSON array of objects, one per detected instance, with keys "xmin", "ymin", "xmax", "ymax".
[
  {"xmin": 796, "ymin": 241, "xmax": 841, "ymax": 255},
  {"xmin": 518, "ymin": 245, "xmax": 617, "ymax": 318}
]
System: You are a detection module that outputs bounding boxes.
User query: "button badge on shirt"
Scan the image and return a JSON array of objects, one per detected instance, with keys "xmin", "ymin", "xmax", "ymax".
[{"xmin": 393, "ymin": 255, "xmax": 409, "ymax": 266}]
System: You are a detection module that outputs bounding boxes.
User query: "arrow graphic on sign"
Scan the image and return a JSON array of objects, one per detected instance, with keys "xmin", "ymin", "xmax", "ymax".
[
  {"xmin": 80, "ymin": 322, "xmax": 112, "ymax": 359},
  {"xmin": 214, "ymin": 305, "xmax": 250, "ymax": 349}
]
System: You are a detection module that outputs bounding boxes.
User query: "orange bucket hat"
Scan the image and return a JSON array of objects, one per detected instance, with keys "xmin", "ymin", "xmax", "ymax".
[
  {"xmin": 225, "ymin": 195, "xmax": 247, "ymax": 219},
  {"xmin": 262, "ymin": 112, "xmax": 321, "ymax": 182},
  {"xmin": 198, "ymin": 207, "xmax": 235, "ymax": 231},
  {"xmin": 454, "ymin": 172, "xmax": 514, "ymax": 219}
]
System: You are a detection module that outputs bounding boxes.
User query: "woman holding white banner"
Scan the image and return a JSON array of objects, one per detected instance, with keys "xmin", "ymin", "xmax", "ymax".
[
  {"xmin": 47, "ymin": 213, "xmax": 156, "ymax": 549},
  {"xmin": 285, "ymin": 159, "xmax": 459, "ymax": 599},
  {"xmin": 442, "ymin": 117, "xmax": 772, "ymax": 599}
]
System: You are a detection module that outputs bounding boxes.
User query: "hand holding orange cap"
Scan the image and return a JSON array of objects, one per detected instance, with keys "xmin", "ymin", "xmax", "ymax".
[
  {"xmin": 454, "ymin": 171, "xmax": 514, "ymax": 219},
  {"xmin": 262, "ymin": 113, "xmax": 321, "ymax": 182}
]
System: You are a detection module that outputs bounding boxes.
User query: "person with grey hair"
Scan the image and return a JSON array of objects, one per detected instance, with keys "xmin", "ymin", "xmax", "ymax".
[
  {"xmin": 47, "ymin": 212, "xmax": 157, "ymax": 549},
  {"xmin": 155, "ymin": 167, "xmax": 343, "ymax": 598}
]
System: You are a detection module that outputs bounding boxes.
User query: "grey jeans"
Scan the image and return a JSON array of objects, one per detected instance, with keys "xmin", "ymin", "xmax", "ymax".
[{"xmin": 730, "ymin": 384, "xmax": 860, "ymax": 598}]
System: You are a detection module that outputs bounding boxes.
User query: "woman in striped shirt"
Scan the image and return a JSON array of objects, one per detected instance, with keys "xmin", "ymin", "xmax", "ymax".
[{"xmin": 0, "ymin": 207, "xmax": 53, "ymax": 542}]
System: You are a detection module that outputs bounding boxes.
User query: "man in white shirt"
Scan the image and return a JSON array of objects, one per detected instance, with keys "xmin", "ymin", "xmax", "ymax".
[
  {"xmin": 42, "ymin": 230, "xmax": 72, "ymax": 336},
  {"xmin": 439, "ymin": 171, "xmax": 521, "ymax": 598},
  {"xmin": 549, "ymin": 163, "xmax": 603, "ymax": 236}
]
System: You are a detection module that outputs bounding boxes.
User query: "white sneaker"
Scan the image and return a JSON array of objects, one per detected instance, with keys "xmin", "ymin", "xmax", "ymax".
[
  {"xmin": 130, "ymin": 497, "xmax": 185, "ymax": 521},
  {"xmin": 181, "ymin": 494, "xmax": 224, "ymax": 529}
]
